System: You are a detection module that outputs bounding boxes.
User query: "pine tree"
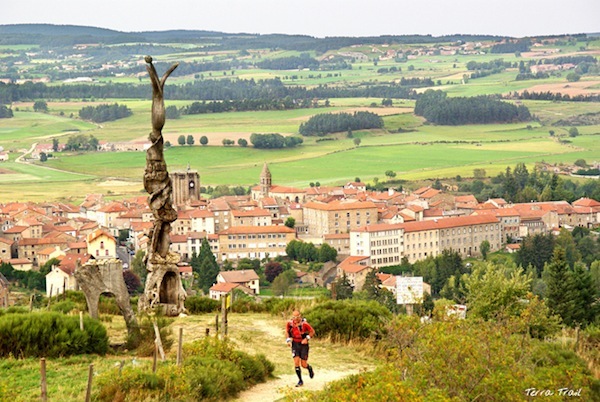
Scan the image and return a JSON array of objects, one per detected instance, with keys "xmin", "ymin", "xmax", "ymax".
[
  {"xmin": 545, "ymin": 247, "xmax": 573, "ymax": 326},
  {"xmin": 567, "ymin": 263, "xmax": 597, "ymax": 327},
  {"xmin": 363, "ymin": 269, "xmax": 381, "ymax": 300},
  {"xmin": 333, "ymin": 273, "xmax": 353, "ymax": 300},
  {"xmin": 196, "ymin": 238, "xmax": 220, "ymax": 294}
]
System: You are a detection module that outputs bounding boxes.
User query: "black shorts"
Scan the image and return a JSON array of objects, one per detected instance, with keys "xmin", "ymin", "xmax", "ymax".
[{"xmin": 291, "ymin": 341, "xmax": 309, "ymax": 360}]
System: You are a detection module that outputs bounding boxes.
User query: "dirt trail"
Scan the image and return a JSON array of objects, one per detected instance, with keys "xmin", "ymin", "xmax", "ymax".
[
  {"xmin": 234, "ymin": 368, "xmax": 360, "ymax": 402},
  {"xmin": 231, "ymin": 317, "xmax": 367, "ymax": 401}
]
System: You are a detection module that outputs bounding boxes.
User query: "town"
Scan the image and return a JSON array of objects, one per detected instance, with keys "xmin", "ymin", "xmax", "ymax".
[{"xmin": 1, "ymin": 162, "xmax": 597, "ymax": 302}]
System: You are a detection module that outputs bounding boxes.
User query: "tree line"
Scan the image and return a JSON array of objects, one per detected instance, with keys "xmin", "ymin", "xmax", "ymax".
[
  {"xmin": 490, "ymin": 39, "xmax": 531, "ymax": 53},
  {"xmin": 459, "ymin": 162, "xmax": 600, "ymax": 203},
  {"xmin": 415, "ymin": 89, "xmax": 531, "ymax": 125},
  {"xmin": 513, "ymin": 90, "xmax": 600, "ymax": 103},
  {"xmin": 78, "ymin": 103, "xmax": 132, "ymax": 123},
  {"xmin": 180, "ymin": 98, "xmax": 310, "ymax": 115},
  {"xmin": 0, "ymin": 78, "xmax": 422, "ymax": 105},
  {"xmin": 249, "ymin": 133, "xmax": 303, "ymax": 149},
  {"xmin": 299, "ymin": 111, "xmax": 384, "ymax": 136}
]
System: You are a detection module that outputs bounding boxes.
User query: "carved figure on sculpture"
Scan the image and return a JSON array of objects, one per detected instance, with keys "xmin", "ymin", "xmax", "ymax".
[
  {"xmin": 144, "ymin": 55, "xmax": 179, "ymax": 260},
  {"xmin": 139, "ymin": 56, "xmax": 187, "ymax": 316}
]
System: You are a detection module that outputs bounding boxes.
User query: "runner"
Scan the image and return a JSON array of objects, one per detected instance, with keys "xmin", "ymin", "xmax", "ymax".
[{"xmin": 286, "ymin": 310, "xmax": 315, "ymax": 387}]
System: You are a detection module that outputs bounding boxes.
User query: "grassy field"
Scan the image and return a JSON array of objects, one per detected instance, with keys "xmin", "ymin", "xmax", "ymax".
[{"xmin": 1, "ymin": 96, "xmax": 599, "ymax": 202}]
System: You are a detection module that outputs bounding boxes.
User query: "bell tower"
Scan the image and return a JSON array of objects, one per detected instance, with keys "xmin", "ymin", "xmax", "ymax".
[
  {"xmin": 171, "ymin": 165, "xmax": 200, "ymax": 206},
  {"xmin": 260, "ymin": 162, "xmax": 272, "ymax": 198}
]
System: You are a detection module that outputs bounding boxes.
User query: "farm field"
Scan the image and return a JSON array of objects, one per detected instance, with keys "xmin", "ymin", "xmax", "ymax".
[
  {"xmin": 1, "ymin": 97, "xmax": 599, "ymax": 202},
  {"xmin": 1, "ymin": 34, "xmax": 599, "ymax": 202}
]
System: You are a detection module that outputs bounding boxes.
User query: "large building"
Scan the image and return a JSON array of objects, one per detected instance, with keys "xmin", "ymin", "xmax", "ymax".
[
  {"xmin": 349, "ymin": 215, "xmax": 502, "ymax": 267},
  {"xmin": 350, "ymin": 223, "xmax": 404, "ymax": 269},
  {"xmin": 403, "ymin": 215, "xmax": 502, "ymax": 263},
  {"xmin": 303, "ymin": 200, "xmax": 378, "ymax": 236},
  {"xmin": 217, "ymin": 225, "xmax": 296, "ymax": 261}
]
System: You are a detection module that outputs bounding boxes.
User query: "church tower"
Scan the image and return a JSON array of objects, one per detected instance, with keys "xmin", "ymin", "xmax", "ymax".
[
  {"xmin": 260, "ymin": 162, "xmax": 272, "ymax": 197},
  {"xmin": 171, "ymin": 165, "xmax": 200, "ymax": 206}
]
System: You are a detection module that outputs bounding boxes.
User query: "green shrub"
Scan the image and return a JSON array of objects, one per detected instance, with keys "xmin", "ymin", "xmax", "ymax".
[
  {"xmin": 96, "ymin": 337, "xmax": 274, "ymax": 401},
  {"xmin": 230, "ymin": 298, "xmax": 267, "ymax": 313},
  {"xmin": 95, "ymin": 367, "xmax": 165, "ymax": 402},
  {"xmin": 304, "ymin": 300, "xmax": 392, "ymax": 343},
  {"xmin": 0, "ymin": 312, "xmax": 108, "ymax": 358},
  {"xmin": 185, "ymin": 356, "xmax": 245, "ymax": 400},
  {"xmin": 131, "ymin": 313, "xmax": 174, "ymax": 356},
  {"xmin": 98, "ymin": 295, "xmax": 120, "ymax": 315},
  {"xmin": 308, "ymin": 365, "xmax": 418, "ymax": 401},
  {"xmin": 185, "ymin": 295, "xmax": 220, "ymax": 314},
  {"xmin": 0, "ymin": 306, "xmax": 28, "ymax": 316},
  {"xmin": 262, "ymin": 297, "xmax": 320, "ymax": 317},
  {"xmin": 50, "ymin": 300, "xmax": 77, "ymax": 314}
]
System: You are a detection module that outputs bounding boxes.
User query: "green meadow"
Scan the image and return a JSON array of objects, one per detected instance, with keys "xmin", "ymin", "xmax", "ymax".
[{"xmin": 1, "ymin": 95, "xmax": 599, "ymax": 203}]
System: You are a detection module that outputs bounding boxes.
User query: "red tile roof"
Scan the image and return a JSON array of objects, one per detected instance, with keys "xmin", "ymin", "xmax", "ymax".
[{"xmin": 303, "ymin": 200, "xmax": 377, "ymax": 211}]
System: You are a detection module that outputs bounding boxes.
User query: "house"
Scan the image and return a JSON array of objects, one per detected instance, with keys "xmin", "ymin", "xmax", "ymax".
[
  {"xmin": 170, "ymin": 234, "xmax": 190, "ymax": 261},
  {"xmin": 231, "ymin": 208, "xmax": 272, "ymax": 227},
  {"xmin": 189, "ymin": 208, "xmax": 216, "ymax": 234},
  {"xmin": 37, "ymin": 246, "xmax": 66, "ymax": 267},
  {"xmin": 17, "ymin": 237, "xmax": 69, "ymax": 266},
  {"xmin": 209, "ymin": 282, "xmax": 241, "ymax": 300},
  {"xmin": 8, "ymin": 258, "xmax": 33, "ymax": 271},
  {"xmin": 45, "ymin": 253, "xmax": 92, "ymax": 297},
  {"xmin": 216, "ymin": 270, "xmax": 260, "ymax": 294},
  {"xmin": 178, "ymin": 263, "xmax": 193, "ymax": 281},
  {"xmin": 0, "ymin": 238, "xmax": 13, "ymax": 261},
  {"xmin": 86, "ymin": 229, "xmax": 117, "ymax": 259},
  {"xmin": 187, "ymin": 232, "xmax": 219, "ymax": 256},
  {"xmin": 323, "ymin": 233, "xmax": 350, "ymax": 255},
  {"xmin": 336, "ymin": 256, "xmax": 372, "ymax": 291},
  {"xmin": 505, "ymin": 243, "xmax": 521, "ymax": 253}
]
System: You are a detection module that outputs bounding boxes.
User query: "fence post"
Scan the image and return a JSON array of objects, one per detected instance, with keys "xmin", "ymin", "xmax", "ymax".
[
  {"xmin": 221, "ymin": 296, "xmax": 228, "ymax": 336},
  {"xmin": 40, "ymin": 358, "xmax": 47, "ymax": 402},
  {"xmin": 152, "ymin": 320, "xmax": 165, "ymax": 361},
  {"xmin": 177, "ymin": 327, "xmax": 183, "ymax": 366},
  {"xmin": 47, "ymin": 285, "xmax": 53, "ymax": 309},
  {"xmin": 205, "ymin": 328, "xmax": 210, "ymax": 337},
  {"xmin": 153, "ymin": 341, "xmax": 158, "ymax": 373},
  {"xmin": 85, "ymin": 364, "xmax": 94, "ymax": 402},
  {"xmin": 215, "ymin": 314, "xmax": 219, "ymax": 334},
  {"xmin": 80, "ymin": 311, "xmax": 84, "ymax": 331},
  {"xmin": 29, "ymin": 294, "xmax": 34, "ymax": 312}
]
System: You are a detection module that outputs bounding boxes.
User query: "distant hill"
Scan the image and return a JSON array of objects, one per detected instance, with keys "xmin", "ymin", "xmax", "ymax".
[
  {"xmin": 0, "ymin": 23, "xmax": 121, "ymax": 37},
  {"xmin": 0, "ymin": 23, "xmax": 506, "ymax": 49}
]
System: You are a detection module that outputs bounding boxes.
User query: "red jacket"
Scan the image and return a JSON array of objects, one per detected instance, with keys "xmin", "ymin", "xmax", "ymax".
[{"xmin": 286, "ymin": 320, "xmax": 314, "ymax": 343}]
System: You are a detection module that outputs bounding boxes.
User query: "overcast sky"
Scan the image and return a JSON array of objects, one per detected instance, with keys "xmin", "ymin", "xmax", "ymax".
[{"xmin": 2, "ymin": 0, "xmax": 599, "ymax": 38}]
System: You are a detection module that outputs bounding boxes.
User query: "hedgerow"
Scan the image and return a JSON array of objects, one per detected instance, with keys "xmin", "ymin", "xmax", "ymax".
[
  {"xmin": 0, "ymin": 312, "xmax": 108, "ymax": 358},
  {"xmin": 304, "ymin": 300, "xmax": 392, "ymax": 343},
  {"xmin": 184, "ymin": 295, "xmax": 220, "ymax": 314}
]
